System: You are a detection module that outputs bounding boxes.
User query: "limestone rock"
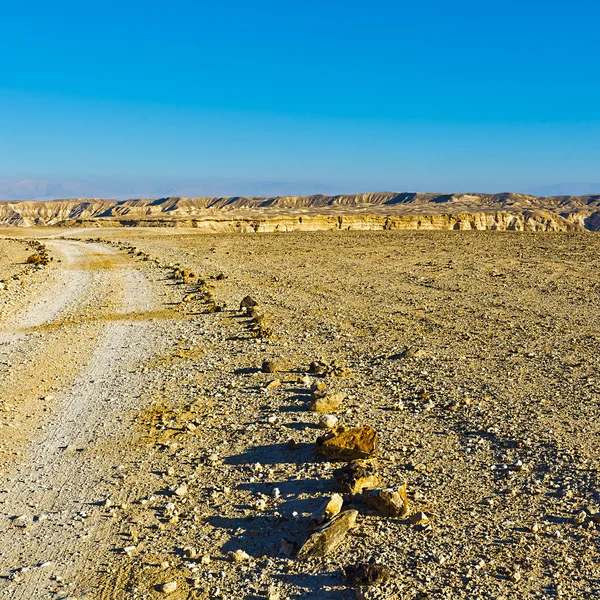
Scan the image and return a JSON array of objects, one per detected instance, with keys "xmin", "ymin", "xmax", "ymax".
[
  {"xmin": 312, "ymin": 493, "xmax": 343, "ymax": 526},
  {"xmin": 334, "ymin": 460, "xmax": 379, "ymax": 494},
  {"xmin": 309, "ymin": 391, "xmax": 345, "ymax": 413},
  {"xmin": 316, "ymin": 426, "xmax": 378, "ymax": 461},
  {"xmin": 298, "ymin": 509, "xmax": 358, "ymax": 559},
  {"xmin": 318, "ymin": 414, "xmax": 339, "ymax": 429},
  {"xmin": 12, "ymin": 514, "xmax": 31, "ymax": 528},
  {"xmin": 409, "ymin": 511, "xmax": 430, "ymax": 525},
  {"xmin": 364, "ymin": 484, "xmax": 409, "ymax": 518},
  {"xmin": 231, "ymin": 549, "xmax": 251, "ymax": 562},
  {"xmin": 173, "ymin": 483, "xmax": 188, "ymax": 497},
  {"xmin": 158, "ymin": 581, "xmax": 177, "ymax": 594}
]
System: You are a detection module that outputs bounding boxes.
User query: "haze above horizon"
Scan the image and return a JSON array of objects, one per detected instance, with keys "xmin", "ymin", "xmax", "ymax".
[{"xmin": 1, "ymin": 0, "xmax": 599, "ymax": 197}]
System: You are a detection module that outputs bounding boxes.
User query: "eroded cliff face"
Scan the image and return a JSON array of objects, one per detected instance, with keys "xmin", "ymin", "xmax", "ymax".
[{"xmin": 0, "ymin": 193, "xmax": 599, "ymax": 231}]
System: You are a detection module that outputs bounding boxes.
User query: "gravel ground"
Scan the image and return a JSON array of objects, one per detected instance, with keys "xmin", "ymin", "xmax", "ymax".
[{"xmin": 1, "ymin": 230, "xmax": 600, "ymax": 599}]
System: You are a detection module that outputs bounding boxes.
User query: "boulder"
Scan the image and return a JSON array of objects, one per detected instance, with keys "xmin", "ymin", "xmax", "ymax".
[
  {"xmin": 316, "ymin": 426, "xmax": 378, "ymax": 461},
  {"xmin": 364, "ymin": 484, "xmax": 409, "ymax": 518},
  {"xmin": 298, "ymin": 510, "xmax": 358, "ymax": 559}
]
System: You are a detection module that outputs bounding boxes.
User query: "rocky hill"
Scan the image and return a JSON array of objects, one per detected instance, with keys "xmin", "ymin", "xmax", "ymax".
[{"xmin": 0, "ymin": 192, "xmax": 599, "ymax": 231}]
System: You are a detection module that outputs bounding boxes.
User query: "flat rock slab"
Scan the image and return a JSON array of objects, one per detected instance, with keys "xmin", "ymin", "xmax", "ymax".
[
  {"xmin": 298, "ymin": 509, "xmax": 358, "ymax": 559},
  {"xmin": 316, "ymin": 426, "xmax": 378, "ymax": 460}
]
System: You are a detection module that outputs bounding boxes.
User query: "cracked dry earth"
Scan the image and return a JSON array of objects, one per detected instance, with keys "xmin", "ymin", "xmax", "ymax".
[{"xmin": 1, "ymin": 230, "xmax": 600, "ymax": 600}]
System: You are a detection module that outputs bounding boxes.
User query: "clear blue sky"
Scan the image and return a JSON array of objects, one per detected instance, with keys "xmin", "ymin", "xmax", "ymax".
[{"xmin": 1, "ymin": 0, "xmax": 599, "ymax": 194}]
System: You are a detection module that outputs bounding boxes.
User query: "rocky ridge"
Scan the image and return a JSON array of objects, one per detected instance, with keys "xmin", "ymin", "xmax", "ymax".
[{"xmin": 0, "ymin": 192, "xmax": 599, "ymax": 230}]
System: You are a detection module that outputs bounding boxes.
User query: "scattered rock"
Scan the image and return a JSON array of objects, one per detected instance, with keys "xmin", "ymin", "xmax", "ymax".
[
  {"xmin": 265, "ymin": 379, "xmax": 281, "ymax": 390},
  {"xmin": 409, "ymin": 511, "xmax": 430, "ymax": 526},
  {"xmin": 298, "ymin": 509, "xmax": 358, "ymax": 559},
  {"xmin": 316, "ymin": 426, "xmax": 378, "ymax": 461},
  {"xmin": 309, "ymin": 391, "xmax": 345, "ymax": 413},
  {"xmin": 389, "ymin": 347, "xmax": 425, "ymax": 360},
  {"xmin": 262, "ymin": 360, "xmax": 281, "ymax": 373},
  {"xmin": 173, "ymin": 483, "xmax": 188, "ymax": 497},
  {"xmin": 508, "ymin": 568, "xmax": 522, "ymax": 583},
  {"xmin": 231, "ymin": 549, "xmax": 251, "ymax": 562},
  {"xmin": 240, "ymin": 296, "xmax": 259, "ymax": 310},
  {"xmin": 267, "ymin": 587, "xmax": 281, "ymax": 600},
  {"xmin": 364, "ymin": 484, "xmax": 409, "ymax": 518},
  {"xmin": 308, "ymin": 359, "xmax": 352, "ymax": 377},
  {"xmin": 158, "ymin": 581, "xmax": 177, "ymax": 594},
  {"xmin": 355, "ymin": 587, "xmax": 398, "ymax": 600},
  {"xmin": 312, "ymin": 493, "xmax": 344, "ymax": 526},
  {"xmin": 345, "ymin": 563, "xmax": 392, "ymax": 587},
  {"xmin": 318, "ymin": 414, "xmax": 339, "ymax": 429},
  {"xmin": 308, "ymin": 360, "xmax": 328, "ymax": 375},
  {"xmin": 12, "ymin": 514, "xmax": 31, "ymax": 528},
  {"xmin": 334, "ymin": 461, "xmax": 379, "ymax": 494}
]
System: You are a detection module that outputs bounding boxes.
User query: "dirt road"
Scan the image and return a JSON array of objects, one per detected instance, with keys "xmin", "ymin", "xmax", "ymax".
[{"xmin": 0, "ymin": 240, "xmax": 172, "ymax": 599}]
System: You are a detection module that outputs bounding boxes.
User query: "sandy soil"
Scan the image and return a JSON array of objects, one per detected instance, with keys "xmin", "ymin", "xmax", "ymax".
[{"xmin": 0, "ymin": 230, "xmax": 599, "ymax": 599}]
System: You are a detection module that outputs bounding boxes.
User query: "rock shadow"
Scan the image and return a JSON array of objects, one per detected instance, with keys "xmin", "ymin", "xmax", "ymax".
[{"xmin": 224, "ymin": 442, "xmax": 315, "ymax": 466}]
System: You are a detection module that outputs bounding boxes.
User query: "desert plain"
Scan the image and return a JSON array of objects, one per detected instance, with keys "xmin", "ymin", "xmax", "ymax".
[{"xmin": 0, "ymin": 227, "xmax": 599, "ymax": 600}]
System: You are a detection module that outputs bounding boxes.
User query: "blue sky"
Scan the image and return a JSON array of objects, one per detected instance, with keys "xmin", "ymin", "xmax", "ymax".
[{"xmin": 1, "ymin": 0, "xmax": 599, "ymax": 195}]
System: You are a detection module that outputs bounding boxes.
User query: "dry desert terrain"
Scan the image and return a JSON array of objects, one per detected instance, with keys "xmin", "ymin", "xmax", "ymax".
[{"xmin": 0, "ymin": 229, "xmax": 599, "ymax": 600}]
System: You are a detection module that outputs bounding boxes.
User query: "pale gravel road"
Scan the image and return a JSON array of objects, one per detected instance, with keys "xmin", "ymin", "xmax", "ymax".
[
  {"xmin": 0, "ymin": 242, "xmax": 94, "ymax": 349},
  {"xmin": 0, "ymin": 240, "xmax": 168, "ymax": 599}
]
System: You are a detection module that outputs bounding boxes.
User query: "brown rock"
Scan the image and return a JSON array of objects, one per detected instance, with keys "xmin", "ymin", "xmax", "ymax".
[
  {"xmin": 308, "ymin": 391, "xmax": 345, "ymax": 413},
  {"xmin": 240, "ymin": 295, "xmax": 259, "ymax": 310},
  {"xmin": 298, "ymin": 509, "xmax": 358, "ymax": 559},
  {"xmin": 345, "ymin": 563, "xmax": 392, "ymax": 587},
  {"xmin": 262, "ymin": 360, "xmax": 280, "ymax": 373},
  {"xmin": 312, "ymin": 493, "xmax": 343, "ymax": 526},
  {"xmin": 265, "ymin": 379, "xmax": 281, "ymax": 390},
  {"xmin": 409, "ymin": 511, "xmax": 430, "ymax": 525},
  {"xmin": 334, "ymin": 461, "xmax": 379, "ymax": 494},
  {"xmin": 316, "ymin": 426, "xmax": 378, "ymax": 461},
  {"xmin": 364, "ymin": 484, "xmax": 409, "ymax": 518},
  {"xmin": 308, "ymin": 360, "xmax": 328, "ymax": 375}
]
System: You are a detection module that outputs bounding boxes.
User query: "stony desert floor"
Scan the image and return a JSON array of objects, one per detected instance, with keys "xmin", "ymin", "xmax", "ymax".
[{"xmin": 0, "ymin": 229, "xmax": 599, "ymax": 600}]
